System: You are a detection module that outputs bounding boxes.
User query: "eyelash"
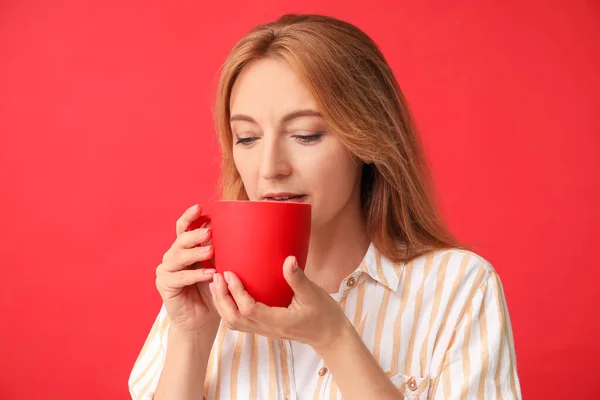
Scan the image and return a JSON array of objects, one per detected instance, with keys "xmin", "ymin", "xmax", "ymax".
[
  {"xmin": 235, "ymin": 137, "xmax": 256, "ymax": 145},
  {"xmin": 235, "ymin": 132, "xmax": 324, "ymax": 146},
  {"xmin": 295, "ymin": 132, "xmax": 324, "ymax": 143}
]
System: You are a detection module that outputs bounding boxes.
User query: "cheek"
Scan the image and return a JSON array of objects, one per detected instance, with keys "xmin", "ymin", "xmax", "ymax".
[
  {"xmin": 303, "ymin": 145, "xmax": 359, "ymax": 208},
  {"xmin": 233, "ymin": 150, "xmax": 258, "ymax": 196}
]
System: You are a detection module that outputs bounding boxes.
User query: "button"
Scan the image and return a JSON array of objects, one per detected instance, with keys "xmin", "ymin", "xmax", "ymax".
[
  {"xmin": 346, "ymin": 277, "xmax": 356, "ymax": 288},
  {"xmin": 318, "ymin": 367, "xmax": 328, "ymax": 376},
  {"xmin": 407, "ymin": 377, "xmax": 417, "ymax": 391}
]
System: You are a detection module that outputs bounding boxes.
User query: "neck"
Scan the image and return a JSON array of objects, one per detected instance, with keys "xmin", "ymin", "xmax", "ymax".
[{"xmin": 304, "ymin": 199, "xmax": 370, "ymax": 294}]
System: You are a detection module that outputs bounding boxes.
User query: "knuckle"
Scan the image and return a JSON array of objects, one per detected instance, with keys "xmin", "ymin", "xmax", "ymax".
[
  {"xmin": 174, "ymin": 232, "xmax": 189, "ymax": 247},
  {"xmin": 239, "ymin": 303, "xmax": 255, "ymax": 317},
  {"xmin": 224, "ymin": 315, "xmax": 240, "ymax": 330},
  {"xmin": 224, "ymin": 319, "xmax": 235, "ymax": 330},
  {"xmin": 155, "ymin": 275, "xmax": 163, "ymax": 290},
  {"xmin": 174, "ymin": 275, "xmax": 184, "ymax": 287},
  {"xmin": 171, "ymin": 250, "xmax": 185, "ymax": 266},
  {"xmin": 175, "ymin": 271, "xmax": 189, "ymax": 285}
]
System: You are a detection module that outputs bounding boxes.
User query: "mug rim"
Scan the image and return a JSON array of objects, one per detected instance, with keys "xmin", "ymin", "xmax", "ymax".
[{"xmin": 216, "ymin": 200, "xmax": 310, "ymax": 206}]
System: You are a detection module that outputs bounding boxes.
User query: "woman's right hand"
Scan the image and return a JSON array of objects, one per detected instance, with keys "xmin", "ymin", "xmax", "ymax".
[{"xmin": 155, "ymin": 204, "xmax": 220, "ymax": 334}]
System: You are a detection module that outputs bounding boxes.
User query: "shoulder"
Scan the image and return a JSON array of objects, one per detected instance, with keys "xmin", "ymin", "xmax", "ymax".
[
  {"xmin": 399, "ymin": 248, "xmax": 500, "ymax": 308},
  {"xmin": 407, "ymin": 247, "xmax": 495, "ymax": 282}
]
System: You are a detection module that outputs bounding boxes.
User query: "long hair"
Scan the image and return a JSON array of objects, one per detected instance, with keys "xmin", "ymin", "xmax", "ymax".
[{"xmin": 213, "ymin": 14, "xmax": 462, "ymax": 263}]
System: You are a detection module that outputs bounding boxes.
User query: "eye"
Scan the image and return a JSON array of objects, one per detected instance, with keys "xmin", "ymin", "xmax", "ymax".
[
  {"xmin": 235, "ymin": 136, "xmax": 258, "ymax": 146},
  {"xmin": 293, "ymin": 132, "xmax": 324, "ymax": 144}
]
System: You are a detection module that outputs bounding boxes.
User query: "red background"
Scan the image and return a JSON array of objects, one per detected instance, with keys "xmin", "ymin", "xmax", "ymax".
[{"xmin": 1, "ymin": 1, "xmax": 598, "ymax": 399}]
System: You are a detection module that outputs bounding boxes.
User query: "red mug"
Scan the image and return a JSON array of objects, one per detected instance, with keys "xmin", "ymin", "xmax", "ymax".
[{"xmin": 188, "ymin": 201, "xmax": 311, "ymax": 307}]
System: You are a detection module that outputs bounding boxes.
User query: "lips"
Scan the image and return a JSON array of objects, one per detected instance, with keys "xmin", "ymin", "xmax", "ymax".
[{"xmin": 263, "ymin": 193, "xmax": 307, "ymax": 202}]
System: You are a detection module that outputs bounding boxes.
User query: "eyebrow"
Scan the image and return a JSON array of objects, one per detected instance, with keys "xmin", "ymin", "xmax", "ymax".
[{"xmin": 229, "ymin": 109, "xmax": 323, "ymax": 124}]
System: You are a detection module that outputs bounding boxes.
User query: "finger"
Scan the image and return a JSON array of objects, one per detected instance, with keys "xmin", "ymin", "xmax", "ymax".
[
  {"xmin": 161, "ymin": 245, "xmax": 214, "ymax": 272},
  {"xmin": 176, "ymin": 204, "xmax": 202, "ymax": 236},
  {"xmin": 210, "ymin": 273, "xmax": 254, "ymax": 332},
  {"xmin": 174, "ymin": 227, "xmax": 211, "ymax": 250},
  {"xmin": 282, "ymin": 256, "xmax": 314, "ymax": 299},
  {"xmin": 158, "ymin": 268, "xmax": 216, "ymax": 290},
  {"xmin": 223, "ymin": 272, "xmax": 292, "ymax": 328},
  {"xmin": 223, "ymin": 271, "xmax": 265, "ymax": 319}
]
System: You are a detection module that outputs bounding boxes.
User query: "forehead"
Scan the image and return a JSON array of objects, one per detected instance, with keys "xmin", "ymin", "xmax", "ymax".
[{"xmin": 229, "ymin": 58, "xmax": 318, "ymax": 120}]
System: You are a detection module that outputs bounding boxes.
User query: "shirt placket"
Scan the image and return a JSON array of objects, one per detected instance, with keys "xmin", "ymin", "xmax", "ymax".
[
  {"xmin": 314, "ymin": 272, "xmax": 364, "ymax": 400},
  {"xmin": 314, "ymin": 362, "xmax": 332, "ymax": 400}
]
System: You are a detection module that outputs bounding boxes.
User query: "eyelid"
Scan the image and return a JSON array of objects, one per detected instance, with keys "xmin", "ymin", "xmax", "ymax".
[
  {"xmin": 293, "ymin": 132, "xmax": 324, "ymax": 143},
  {"xmin": 233, "ymin": 130, "xmax": 323, "ymax": 143},
  {"xmin": 290, "ymin": 130, "xmax": 325, "ymax": 136},
  {"xmin": 293, "ymin": 131, "xmax": 325, "ymax": 136},
  {"xmin": 234, "ymin": 131, "xmax": 259, "ymax": 140}
]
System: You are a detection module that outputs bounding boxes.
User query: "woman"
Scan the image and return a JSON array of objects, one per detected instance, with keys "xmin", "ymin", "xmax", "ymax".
[{"xmin": 129, "ymin": 14, "xmax": 521, "ymax": 400}]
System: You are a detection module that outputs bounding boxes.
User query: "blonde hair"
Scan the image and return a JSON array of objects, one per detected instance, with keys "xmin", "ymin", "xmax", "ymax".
[{"xmin": 213, "ymin": 14, "xmax": 462, "ymax": 263}]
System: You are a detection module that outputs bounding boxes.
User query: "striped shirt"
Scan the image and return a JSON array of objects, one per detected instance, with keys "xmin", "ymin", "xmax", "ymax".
[{"xmin": 129, "ymin": 245, "xmax": 522, "ymax": 399}]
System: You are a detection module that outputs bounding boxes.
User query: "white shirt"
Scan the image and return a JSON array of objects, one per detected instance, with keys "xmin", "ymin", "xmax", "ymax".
[{"xmin": 129, "ymin": 245, "xmax": 522, "ymax": 399}]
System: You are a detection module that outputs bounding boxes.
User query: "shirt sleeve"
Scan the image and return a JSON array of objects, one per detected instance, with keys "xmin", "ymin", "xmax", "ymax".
[
  {"xmin": 431, "ymin": 270, "xmax": 522, "ymax": 399},
  {"xmin": 128, "ymin": 305, "xmax": 170, "ymax": 400}
]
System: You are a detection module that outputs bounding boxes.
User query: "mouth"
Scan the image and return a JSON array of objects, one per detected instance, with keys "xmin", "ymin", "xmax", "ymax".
[{"xmin": 263, "ymin": 193, "xmax": 307, "ymax": 203}]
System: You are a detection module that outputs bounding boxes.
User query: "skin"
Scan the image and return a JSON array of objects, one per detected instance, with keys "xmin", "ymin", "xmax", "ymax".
[{"xmin": 153, "ymin": 59, "xmax": 402, "ymax": 399}]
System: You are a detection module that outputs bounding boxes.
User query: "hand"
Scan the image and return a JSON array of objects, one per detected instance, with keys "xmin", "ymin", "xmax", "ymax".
[
  {"xmin": 209, "ymin": 256, "xmax": 350, "ymax": 354},
  {"xmin": 155, "ymin": 204, "xmax": 219, "ymax": 334}
]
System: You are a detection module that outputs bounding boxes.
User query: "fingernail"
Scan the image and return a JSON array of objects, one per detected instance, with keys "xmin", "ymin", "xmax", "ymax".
[
  {"xmin": 223, "ymin": 271, "xmax": 230, "ymax": 284},
  {"xmin": 214, "ymin": 273, "xmax": 221, "ymax": 284},
  {"xmin": 291, "ymin": 257, "xmax": 299, "ymax": 272},
  {"xmin": 203, "ymin": 268, "xmax": 216, "ymax": 275},
  {"xmin": 190, "ymin": 204, "xmax": 199, "ymax": 211}
]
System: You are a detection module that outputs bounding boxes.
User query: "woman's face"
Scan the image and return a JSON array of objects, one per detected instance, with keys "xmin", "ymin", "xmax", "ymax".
[{"xmin": 229, "ymin": 58, "xmax": 363, "ymax": 230}]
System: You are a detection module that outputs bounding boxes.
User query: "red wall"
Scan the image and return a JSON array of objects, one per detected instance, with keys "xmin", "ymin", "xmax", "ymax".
[{"xmin": 1, "ymin": 1, "xmax": 598, "ymax": 399}]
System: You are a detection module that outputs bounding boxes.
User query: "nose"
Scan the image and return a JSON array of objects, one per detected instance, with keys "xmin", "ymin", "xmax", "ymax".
[{"xmin": 259, "ymin": 136, "xmax": 291, "ymax": 180}]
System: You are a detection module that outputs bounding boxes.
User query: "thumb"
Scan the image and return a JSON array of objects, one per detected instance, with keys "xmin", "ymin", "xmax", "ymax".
[{"xmin": 283, "ymin": 256, "xmax": 314, "ymax": 296}]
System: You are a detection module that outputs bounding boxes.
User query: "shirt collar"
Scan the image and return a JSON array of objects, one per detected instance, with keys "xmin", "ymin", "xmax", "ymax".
[{"xmin": 357, "ymin": 243, "xmax": 404, "ymax": 292}]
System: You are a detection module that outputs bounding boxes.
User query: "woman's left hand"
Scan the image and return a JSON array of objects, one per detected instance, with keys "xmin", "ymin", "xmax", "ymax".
[{"xmin": 209, "ymin": 256, "xmax": 349, "ymax": 354}]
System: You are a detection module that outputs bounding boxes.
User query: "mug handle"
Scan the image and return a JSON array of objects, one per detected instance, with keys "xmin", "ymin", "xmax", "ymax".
[{"xmin": 187, "ymin": 214, "xmax": 215, "ymax": 270}]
